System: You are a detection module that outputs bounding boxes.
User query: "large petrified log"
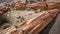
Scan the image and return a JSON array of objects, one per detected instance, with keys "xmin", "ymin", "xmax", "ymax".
[
  {"xmin": 0, "ymin": 9, "xmax": 59, "ymax": 34},
  {"xmin": 19, "ymin": 9, "xmax": 59, "ymax": 34}
]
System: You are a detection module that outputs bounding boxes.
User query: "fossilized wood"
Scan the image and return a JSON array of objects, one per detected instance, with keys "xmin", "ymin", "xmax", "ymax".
[
  {"xmin": 0, "ymin": 7, "xmax": 10, "ymax": 14},
  {"xmin": 10, "ymin": 2, "xmax": 60, "ymax": 10},
  {"xmin": 0, "ymin": 2, "xmax": 60, "ymax": 14},
  {"xmin": 4, "ymin": 9, "xmax": 59, "ymax": 34},
  {"xmin": 46, "ymin": 2, "xmax": 60, "ymax": 9},
  {"xmin": 26, "ymin": 2, "xmax": 46, "ymax": 10},
  {"xmin": 20, "ymin": 9, "xmax": 59, "ymax": 34},
  {"xmin": 28, "ymin": 9, "xmax": 59, "ymax": 34}
]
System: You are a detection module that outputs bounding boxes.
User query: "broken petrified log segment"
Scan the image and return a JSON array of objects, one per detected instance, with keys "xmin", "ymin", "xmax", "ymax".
[
  {"xmin": 10, "ymin": 2, "xmax": 26, "ymax": 10},
  {"xmin": 46, "ymin": 2, "xmax": 60, "ymax": 9},
  {"xmin": 26, "ymin": 2, "xmax": 46, "ymax": 10},
  {"xmin": 0, "ymin": 7, "xmax": 10, "ymax": 14},
  {"xmin": 26, "ymin": 2, "xmax": 60, "ymax": 10}
]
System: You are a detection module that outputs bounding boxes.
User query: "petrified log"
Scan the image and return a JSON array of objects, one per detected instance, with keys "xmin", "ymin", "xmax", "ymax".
[
  {"xmin": 0, "ymin": 7, "xmax": 10, "ymax": 14},
  {"xmin": 10, "ymin": 2, "xmax": 60, "ymax": 10},
  {"xmin": 0, "ymin": 9, "xmax": 59, "ymax": 34},
  {"xmin": 46, "ymin": 2, "xmax": 60, "ymax": 9},
  {"xmin": 10, "ymin": 2, "xmax": 26, "ymax": 10},
  {"xmin": 20, "ymin": 9, "xmax": 59, "ymax": 34},
  {"xmin": 26, "ymin": 2, "xmax": 46, "ymax": 10}
]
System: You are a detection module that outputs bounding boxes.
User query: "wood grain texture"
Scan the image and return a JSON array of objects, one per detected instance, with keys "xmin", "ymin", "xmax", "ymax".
[{"xmin": 0, "ymin": 2, "xmax": 60, "ymax": 34}]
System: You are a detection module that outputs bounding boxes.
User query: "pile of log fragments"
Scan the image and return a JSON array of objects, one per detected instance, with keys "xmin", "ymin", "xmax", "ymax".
[
  {"xmin": 0, "ymin": 2, "xmax": 60, "ymax": 34},
  {"xmin": 0, "ymin": 2, "xmax": 60, "ymax": 14}
]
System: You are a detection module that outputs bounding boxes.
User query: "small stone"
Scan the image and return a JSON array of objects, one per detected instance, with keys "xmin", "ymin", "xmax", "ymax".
[
  {"xmin": 17, "ymin": 16, "xmax": 21, "ymax": 19},
  {"xmin": 7, "ymin": 14, "xmax": 10, "ymax": 17}
]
